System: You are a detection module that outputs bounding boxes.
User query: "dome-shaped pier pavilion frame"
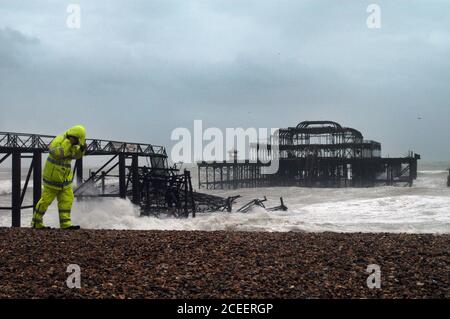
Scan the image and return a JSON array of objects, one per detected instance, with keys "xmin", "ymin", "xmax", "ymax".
[{"xmin": 197, "ymin": 121, "xmax": 420, "ymax": 189}]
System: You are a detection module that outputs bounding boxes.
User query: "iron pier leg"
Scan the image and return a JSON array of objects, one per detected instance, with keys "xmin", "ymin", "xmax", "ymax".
[
  {"xmin": 187, "ymin": 170, "xmax": 196, "ymax": 218},
  {"xmin": 184, "ymin": 170, "xmax": 189, "ymax": 217},
  {"xmin": 11, "ymin": 152, "xmax": 21, "ymax": 227},
  {"xmin": 75, "ymin": 158, "xmax": 83, "ymax": 187},
  {"xmin": 131, "ymin": 155, "xmax": 140, "ymax": 204},
  {"xmin": 119, "ymin": 154, "xmax": 127, "ymax": 198},
  {"xmin": 33, "ymin": 151, "xmax": 42, "ymax": 212},
  {"xmin": 101, "ymin": 171, "xmax": 106, "ymax": 194},
  {"xmin": 198, "ymin": 165, "xmax": 200, "ymax": 190}
]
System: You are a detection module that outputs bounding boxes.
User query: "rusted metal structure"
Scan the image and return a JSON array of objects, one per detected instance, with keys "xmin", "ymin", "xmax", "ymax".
[
  {"xmin": 0, "ymin": 131, "xmax": 203, "ymax": 227},
  {"xmin": 198, "ymin": 121, "xmax": 420, "ymax": 189}
]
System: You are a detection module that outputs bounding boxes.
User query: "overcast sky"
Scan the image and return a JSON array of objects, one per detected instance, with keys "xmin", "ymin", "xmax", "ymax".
[{"xmin": 0, "ymin": 0, "xmax": 449, "ymax": 161}]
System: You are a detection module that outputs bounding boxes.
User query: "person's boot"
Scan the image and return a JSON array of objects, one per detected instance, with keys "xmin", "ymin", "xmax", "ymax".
[
  {"xmin": 31, "ymin": 225, "xmax": 52, "ymax": 229},
  {"xmin": 31, "ymin": 213, "xmax": 51, "ymax": 229},
  {"xmin": 62, "ymin": 225, "xmax": 81, "ymax": 230}
]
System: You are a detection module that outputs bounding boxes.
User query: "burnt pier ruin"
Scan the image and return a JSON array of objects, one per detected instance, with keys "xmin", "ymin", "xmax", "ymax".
[{"xmin": 198, "ymin": 121, "xmax": 420, "ymax": 189}]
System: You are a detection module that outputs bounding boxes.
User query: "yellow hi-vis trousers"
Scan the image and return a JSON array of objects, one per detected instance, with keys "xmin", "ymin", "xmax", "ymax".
[{"xmin": 31, "ymin": 185, "xmax": 74, "ymax": 229}]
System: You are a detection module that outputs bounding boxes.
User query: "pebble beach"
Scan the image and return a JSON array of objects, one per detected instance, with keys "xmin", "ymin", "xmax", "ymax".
[{"xmin": 0, "ymin": 228, "xmax": 448, "ymax": 298}]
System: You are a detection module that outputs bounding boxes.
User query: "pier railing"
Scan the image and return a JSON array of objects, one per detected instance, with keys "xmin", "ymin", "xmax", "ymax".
[{"xmin": 0, "ymin": 132, "xmax": 167, "ymax": 157}]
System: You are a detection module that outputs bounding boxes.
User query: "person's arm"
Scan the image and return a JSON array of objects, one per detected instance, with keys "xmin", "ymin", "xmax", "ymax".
[{"xmin": 48, "ymin": 136, "xmax": 72, "ymax": 160}]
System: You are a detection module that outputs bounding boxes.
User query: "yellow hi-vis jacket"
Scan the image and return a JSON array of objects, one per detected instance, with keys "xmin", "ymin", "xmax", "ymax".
[{"xmin": 43, "ymin": 125, "xmax": 86, "ymax": 190}]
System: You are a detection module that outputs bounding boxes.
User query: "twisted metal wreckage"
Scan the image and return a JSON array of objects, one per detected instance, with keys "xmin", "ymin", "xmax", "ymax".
[{"xmin": 0, "ymin": 131, "xmax": 258, "ymax": 227}]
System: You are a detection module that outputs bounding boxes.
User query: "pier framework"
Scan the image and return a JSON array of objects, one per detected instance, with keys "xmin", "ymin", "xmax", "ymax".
[
  {"xmin": 0, "ymin": 131, "xmax": 199, "ymax": 227},
  {"xmin": 198, "ymin": 121, "xmax": 420, "ymax": 189}
]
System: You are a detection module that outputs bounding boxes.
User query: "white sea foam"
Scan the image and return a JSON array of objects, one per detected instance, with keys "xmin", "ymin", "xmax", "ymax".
[{"xmin": 0, "ymin": 180, "xmax": 33, "ymax": 195}]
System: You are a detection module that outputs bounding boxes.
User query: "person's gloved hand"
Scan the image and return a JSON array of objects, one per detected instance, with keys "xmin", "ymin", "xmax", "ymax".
[
  {"xmin": 71, "ymin": 144, "xmax": 80, "ymax": 156},
  {"xmin": 70, "ymin": 144, "xmax": 86, "ymax": 159}
]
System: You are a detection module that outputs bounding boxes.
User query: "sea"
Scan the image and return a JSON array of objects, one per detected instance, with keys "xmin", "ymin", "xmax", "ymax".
[{"xmin": 0, "ymin": 162, "xmax": 449, "ymax": 233}]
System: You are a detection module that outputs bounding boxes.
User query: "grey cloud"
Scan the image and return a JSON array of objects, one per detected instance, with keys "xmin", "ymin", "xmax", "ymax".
[
  {"xmin": 0, "ymin": 27, "xmax": 39, "ymax": 69},
  {"xmin": 0, "ymin": 1, "xmax": 449, "ymax": 160}
]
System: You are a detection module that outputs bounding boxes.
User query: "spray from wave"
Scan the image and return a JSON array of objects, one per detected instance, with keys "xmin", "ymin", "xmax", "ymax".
[{"xmin": 0, "ymin": 180, "xmax": 33, "ymax": 195}]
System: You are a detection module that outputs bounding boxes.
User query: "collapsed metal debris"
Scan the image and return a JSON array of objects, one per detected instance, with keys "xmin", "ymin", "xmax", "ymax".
[
  {"xmin": 236, "ymin": 196, "xmax": 288, "ymax": 213},
  {"xmin": 0, "ymin": 132, "xmax": 238, "ymax": 226}
]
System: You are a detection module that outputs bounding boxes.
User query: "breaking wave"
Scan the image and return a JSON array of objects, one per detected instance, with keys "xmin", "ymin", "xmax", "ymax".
[
  {"xmin": 0, "ymin": 180, "xmax": 33, "ymax": 195},
  {"xmin": 0, "ymin": 171, "xmax": 449, "ymax": 233}
]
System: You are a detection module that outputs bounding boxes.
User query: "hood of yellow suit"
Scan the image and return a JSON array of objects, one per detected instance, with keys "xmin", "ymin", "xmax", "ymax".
[{"xmin": 66, "ymin": 125, "xmax": 86, "ymax": 145}]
